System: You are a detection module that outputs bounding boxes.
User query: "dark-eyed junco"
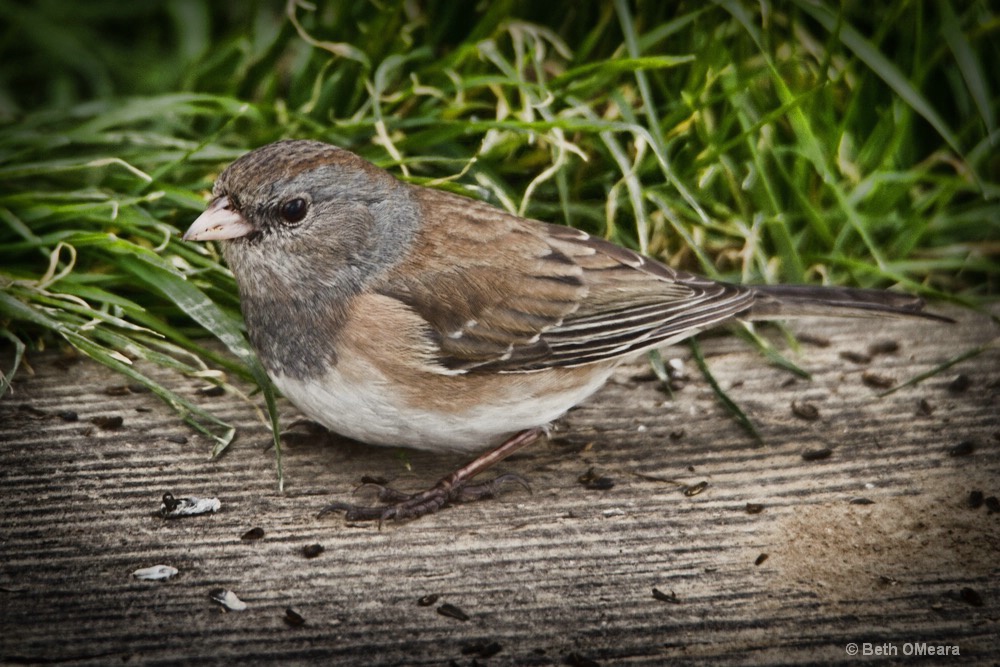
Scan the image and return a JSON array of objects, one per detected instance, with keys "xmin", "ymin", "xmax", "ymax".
[{"xmin": 184, "ymin": 140, "xmax": 950, "ymax": 522}]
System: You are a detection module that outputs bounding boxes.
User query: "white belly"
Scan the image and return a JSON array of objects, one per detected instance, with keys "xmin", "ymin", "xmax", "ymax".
[{"xmin": 272, "ymin": 364, "xmax": 613, "ymax": 454}]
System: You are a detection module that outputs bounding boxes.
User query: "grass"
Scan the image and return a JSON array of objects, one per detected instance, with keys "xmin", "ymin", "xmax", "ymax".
[{"xmin": 1, "ymin": 1, "xmax": 998, "ymax": 475}]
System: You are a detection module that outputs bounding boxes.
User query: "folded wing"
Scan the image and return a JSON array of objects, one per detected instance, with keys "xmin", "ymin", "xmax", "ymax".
[{"xmin": 378, "ymin": 189, "xmax": 754, "ymax": 373}]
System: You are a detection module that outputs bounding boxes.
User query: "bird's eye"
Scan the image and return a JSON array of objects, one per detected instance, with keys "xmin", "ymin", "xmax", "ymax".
[{"xmin": 279, "ymin": 197, "xmax": 308, "ymax": 224}]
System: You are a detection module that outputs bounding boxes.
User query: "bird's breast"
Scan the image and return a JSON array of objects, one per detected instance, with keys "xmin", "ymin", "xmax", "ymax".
[{"xmin": 270, "ymin": 358, "xmax": 615, "ymax": 453}]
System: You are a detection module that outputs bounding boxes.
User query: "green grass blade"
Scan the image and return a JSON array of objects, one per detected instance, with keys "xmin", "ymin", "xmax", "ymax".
[
  {"xmin": 0, "ymin": 289, "xmax": 234, "ymax": 446},
  {"xmin": 794, "ymin": 1, "xmax": 967, "ymax": 163},
  {"xmin": 878, "ymin": 340, "xmax": 995, "ymax": 397},
  {"xmin": 689, "ymin": 338, "xmax": 763, "ymax": 445},
  {"xmin": 0, "ymin": 328, "xmax": 25, "ymax": 396},
  {"xmin": 114, "ymin": 251, "xmax": 284, "ymax": 487}
]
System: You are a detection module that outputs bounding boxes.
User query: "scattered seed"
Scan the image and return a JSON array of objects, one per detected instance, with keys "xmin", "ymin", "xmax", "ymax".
[
  {"xmin": 158, "ymin": 496, "xmax": 195, "ymax": 517},
  {"xmin": 91, "ymin": 415, "xmax": 123, "ymax": 430},
  {"xmin": 683, "ymin": 481, "xmax": 708, "ymax": 497},
  {"xmin": 849, "ymin": 497, "xmax": 875, "ymax": 505},
  {"xmin": 284, "ymin": 607, "xmax": 305, "ymax": 627},
  {"xmin": 209, "ymin": 588, "xmax": 247, "ymax": 611},
  {"xmin": 241, "ymin": 527, "xmax": 265, "ymax": 541},
  {"xmin": 754, "ymin": 553, "xmax": 769, "ymax": 566},
  {"xmin": 917, "ymin": 398, "xmax": 934, "ymax": 416},
  {"xmin": 437, "ymin": 603, "xmax": 469, "ymax": 621},
  {"xmin": 958, "ymin": 587, "xmax": 983, "ymax": 607},
  {"xmin": 132, "ymin": 565, "xmax": 178, "ymax": 581},
  {"xmin": 56, "ymin": 410, "xmax": 78, "ymax": 422},
  {"xmin": 867, "ymin": 340, "xmax": 900, "ymax": 356},
  {"xmin": 417, "ymin": 593, "xmax": 440, "ymax": 607},
  {"xmin": 745, "ymin": 503, "xmax": 764, "ymax": 515},
  {"xmin": 791, "ymin": 400, "xmax": 820, "ymax": 421},
  {"xmin": 104, "ymin": 385, "xmax": 131, "ymax": 396},
  {"xmin": 586, "ymin": 477, "xmax": 615, "ymax": 491},
  {"xmin": 968, "ymin": 491, "xmax": 984, "ymax": 509},
  {"xmin": 802, "ymin": 447, "xmax": 833, "ymax": 462},
  {"xmin": 578, "ymin": 467, "xmax": 615, "ymax": 491},
  {"xmin": 198, "ymin": 385, "xmax": 225, "ymax": 397},
  {"xmin": 948, "ymin": 440, "xmax": 976, "ymax": 457},
  {"xmin": 159, "ymin": 493, "xmax": 220, "ymax": 518},
  {"xmin": 862, "ymin": 371, "xmax": 895, "ymax": 389},
  {"xmin": 18, "ymin": 403, "xmax": 47, "ymax": 418},
  {"xmin": 780, "ymin": 377, "xmax": 797, "ymax": 388},
  {"xmin": 302, "ymin": 544, "xmax": 324, "ymax": 559},
  {"xmin": 878, "ymin": 575, "xmax": 900, "ymax": 586},
  {"xmin": 947, "ymin": 374, "xmax": 971, "ymax": 392},
  {"xmin": 652, "ymin": 587, "xmax": 680, "ymax": 603},
  {"xmin": 360, "ymin": 475, "xmax": 390, "ymax": 486},
  {"xmin": 839, "ymin": 350, "xmax": 871, "ymax": 364},
  {"xmin": 985, "ymin": 496, "xmax": 1000, "ymax": 514},
  {"xmin": 797, "ymin": 332, "xmax": 831, "ymax": 348},
  {"xmin": 165, "ymin": 435, "xmax": 188, "ymax": 444},
  {"xmin": 127, "ymin": 383, "xmax": 150, "ymax": 394},
  {"xmin": 565, "ymin": 652, "xmax": 600, "ymax": 667},
  {"xmin": 461, "ymin": 641, "xmax": 502, "ymax": 658}
]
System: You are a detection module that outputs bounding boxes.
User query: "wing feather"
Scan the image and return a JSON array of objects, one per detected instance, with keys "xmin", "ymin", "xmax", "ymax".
[{"xmin": 378, "ymin": 189, "xmax": 753, "ymax": 373}]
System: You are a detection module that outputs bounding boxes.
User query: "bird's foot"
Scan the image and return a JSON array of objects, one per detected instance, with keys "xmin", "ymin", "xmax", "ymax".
[
  {"xmin": 319, "ymin": 427, "xmax": 544, "ymax": 524},
  {"xmin": 318, "ymin": 473, "xmax": 530, "ymax": 523}
]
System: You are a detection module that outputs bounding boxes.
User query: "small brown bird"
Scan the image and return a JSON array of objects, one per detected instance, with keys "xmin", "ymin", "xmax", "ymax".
[{"xmin": 184, "ymin": 140, "xmax": 949, "ymax": 522}]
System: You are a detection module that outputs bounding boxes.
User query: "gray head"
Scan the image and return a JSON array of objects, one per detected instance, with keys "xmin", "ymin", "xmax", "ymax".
[
  {"xmin": 184, "ymin": 140, "xmax": 420, "ymax": 302},
  {"xmin": 183, "ymin": 140, "xmax": 423, "ymax": 376}
]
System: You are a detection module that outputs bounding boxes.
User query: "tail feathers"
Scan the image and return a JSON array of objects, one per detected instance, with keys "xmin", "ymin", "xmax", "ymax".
[{"xmin": 747, "ymin": 284, "xmax": 954, "ymax": 323}]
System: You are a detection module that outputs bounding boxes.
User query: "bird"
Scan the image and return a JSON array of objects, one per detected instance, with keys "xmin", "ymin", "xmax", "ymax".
[{"xmin": 183, "ymin": 139, "xmax": 951, "ymax": 522}]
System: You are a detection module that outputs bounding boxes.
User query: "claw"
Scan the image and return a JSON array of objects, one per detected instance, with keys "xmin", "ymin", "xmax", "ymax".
[
  {"xmin": 317, "ymin": 473, "xmax": 531, "ymax": 523},
  {"xmin": 351, "ymin": 481, "xmax": 413, "ymax": 504},
  {"xmin": 453, "ymin": 473, "xmax": 531, "ymax": 503},
  {"xmin": 318, "ymin": 428, "xmax": 544, "ymax": 524}
]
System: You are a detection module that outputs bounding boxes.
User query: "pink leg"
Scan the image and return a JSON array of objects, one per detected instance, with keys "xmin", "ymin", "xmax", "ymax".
[{"xmin": 319, "ymin": 427, "xmax": 544, "ymax": 523}]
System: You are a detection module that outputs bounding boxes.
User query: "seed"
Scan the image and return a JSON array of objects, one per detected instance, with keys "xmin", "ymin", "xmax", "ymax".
[
  {"xmin": 437, "ymin": 603, "xmax": 469, "ymax": 621},
  {"xmin": 791, "ymin": 400, "xmax": 820, "ymax": 421},
  {"xmin": 241, "ymin": 527, "xmax": 265, "ymax": 541},
  {"xmin": 802, "ymin": 447, "xmax": 833, "ymax": 462},
  {"xmin": 302, "ymin": 544, "xmax": 324, "ymax": 559},
  {"xmin": 948, "ymin": 440, "xmax": 975, "ymax": 457}
]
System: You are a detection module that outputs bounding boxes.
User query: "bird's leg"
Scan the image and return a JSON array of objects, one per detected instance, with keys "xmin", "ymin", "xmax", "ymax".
[{"xmin": 318, "ymin": 427, "xmax": 544, "ymax": 523}]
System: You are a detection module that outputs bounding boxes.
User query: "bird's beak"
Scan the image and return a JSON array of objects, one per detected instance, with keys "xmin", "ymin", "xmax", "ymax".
[{"xmin": 182, "ymin": 196, "xmax": 253, "ymax": 242}]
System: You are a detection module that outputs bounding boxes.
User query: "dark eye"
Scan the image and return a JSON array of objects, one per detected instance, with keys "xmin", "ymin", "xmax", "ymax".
[{"xmin": 279, "ymin": 197, "xmax": 308, "ymax": 224}]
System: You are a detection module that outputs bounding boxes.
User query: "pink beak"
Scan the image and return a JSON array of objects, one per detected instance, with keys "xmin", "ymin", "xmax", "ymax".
[{"xmin": 182, "ymin": 196, "xmax": 253, "ymax": 242}]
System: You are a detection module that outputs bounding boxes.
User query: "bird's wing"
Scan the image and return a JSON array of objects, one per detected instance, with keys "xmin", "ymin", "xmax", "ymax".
[
  {"xmin": 378, "ymin": 189, "xmax": 754, "ymax": 373},
  {"xmin": 522, "ymin": 224, "xmax": 754, "ymax": 370}
]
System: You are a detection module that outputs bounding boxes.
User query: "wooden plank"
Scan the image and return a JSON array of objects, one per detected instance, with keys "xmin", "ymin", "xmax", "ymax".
[{"xmin": 1, "ymin": 305, "xmax": 997, "ymax": 665}]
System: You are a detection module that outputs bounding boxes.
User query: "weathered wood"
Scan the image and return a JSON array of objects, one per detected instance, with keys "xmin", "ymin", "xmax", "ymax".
[{"xmin": 1, "ymin": 305, "xmax": 997, "ymax": 665}]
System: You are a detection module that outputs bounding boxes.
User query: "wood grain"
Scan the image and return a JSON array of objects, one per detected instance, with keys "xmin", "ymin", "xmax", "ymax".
[{"xmin": 1, "ymin": 305, "xmax": 997, "ymax": 665}]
